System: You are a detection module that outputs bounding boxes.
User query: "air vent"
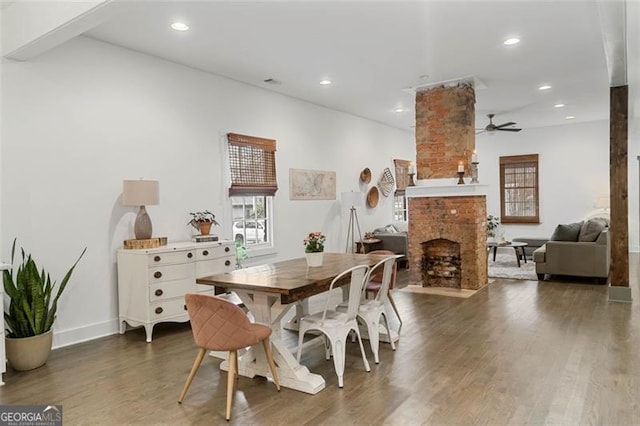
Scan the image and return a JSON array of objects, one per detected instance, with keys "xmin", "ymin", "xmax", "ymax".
[{"xmin": 263, "ymin": 78, "xmax": 282, "ymax": 85}]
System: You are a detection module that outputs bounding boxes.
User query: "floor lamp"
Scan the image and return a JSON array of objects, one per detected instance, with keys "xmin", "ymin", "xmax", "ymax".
[{"xmin": 342, "ymin": 191, "xmax": 364, "ymax": 253}]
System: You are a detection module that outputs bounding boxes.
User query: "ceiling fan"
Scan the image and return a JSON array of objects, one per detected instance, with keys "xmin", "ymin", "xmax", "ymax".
[{"xmin": 476, "ymin": 113, "xmax": 522, "ymax": 134}]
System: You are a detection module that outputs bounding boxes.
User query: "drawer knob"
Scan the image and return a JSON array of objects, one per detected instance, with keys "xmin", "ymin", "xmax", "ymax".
[
  {"xmin": 203, "ymin": 250, "xmax": 209, "ymax": 256},
  {"xmin": 225, "ymin": 247, "xmax": 230, "ymax": 252},
  {"xmin": 225, "ymin": 260, "xmax": 231, "ymax": 266},
  {"xmin": 187, "ymin": 252, "xmax": 193, "ymax": 259},
  {"xmin": 154, "ymin": 255, "xmax": 161, "ymax": 262},
  {"xmin": 155, "ymin": 289, "xmax": 163, "ymax": 297},
  {"xmin": 154, "ymin": 271, "xmax": 162, "ymax": 279},
  {"xmin": 155, "ymin": 307, "xmax": 163, "ymax": 315}
]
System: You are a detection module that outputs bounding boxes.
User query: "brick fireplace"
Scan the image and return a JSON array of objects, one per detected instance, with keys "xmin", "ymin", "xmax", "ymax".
[{"xmin": 407, "ymin": 80, "xmax": 488, "ymax": 291}]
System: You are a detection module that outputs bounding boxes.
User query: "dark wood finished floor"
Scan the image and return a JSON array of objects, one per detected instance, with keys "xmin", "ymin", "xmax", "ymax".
[{"xmin": 2, "ymin": 257, "xmax": 640, "ymax": 425}]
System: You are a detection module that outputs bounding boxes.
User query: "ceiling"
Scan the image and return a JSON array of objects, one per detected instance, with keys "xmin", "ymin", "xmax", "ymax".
[{"xmin": 84, "ymin": 1, "xmax": 612, "ymax": 133}]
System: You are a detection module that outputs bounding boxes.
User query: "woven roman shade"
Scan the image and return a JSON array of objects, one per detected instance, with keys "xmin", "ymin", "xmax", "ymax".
[
  {"xmin": 393, "ymin": 159, "xmax": 411, "ymax": 196},
  {"xmin": 227, "ymin": 133, "xmax": 278, "ymax": 196}
]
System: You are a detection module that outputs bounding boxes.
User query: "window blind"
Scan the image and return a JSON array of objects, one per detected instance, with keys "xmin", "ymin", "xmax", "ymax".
[{"xmin": 227, "ymin": 133, "xmax": 278, "ymax": 196}]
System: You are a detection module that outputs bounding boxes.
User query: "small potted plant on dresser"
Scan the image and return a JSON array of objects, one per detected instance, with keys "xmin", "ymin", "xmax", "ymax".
[
  {"xmin": 3, "ymin": 239, "xmax": 86, "ymax": 371},
  {"xmin": 188, "ymin": 211, "xmax": 219, "ymax": 236}
]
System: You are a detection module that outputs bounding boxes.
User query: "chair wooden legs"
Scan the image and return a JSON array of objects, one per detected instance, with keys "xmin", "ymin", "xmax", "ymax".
[
  {"xmin": 178, "ymin": 347, "xmax": 207, "ymax": 403},
  {"xmin": 262, "ymin": 339, "xmax": 281, "ymax": 391},
  {"xmin": 226, "ymin": 349, "xmax": 237, "ymax": 421}
]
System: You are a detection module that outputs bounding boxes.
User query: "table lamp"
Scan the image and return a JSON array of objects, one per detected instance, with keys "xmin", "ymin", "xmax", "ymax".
[
  {"xmin": 342, "ymin": 191, "xmax": 364, "ymax": 253},
  {"xmin": 595, "ymin": 195, "xmax": 610, "ymax": 213},
  {"xmin": 123, "ymin": 179, "xmax": 160, "ymax": 240}
]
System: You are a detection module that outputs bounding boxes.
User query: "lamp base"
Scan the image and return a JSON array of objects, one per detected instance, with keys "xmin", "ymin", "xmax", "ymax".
[{"xmin": 134, "ymin": 205, "xmax": 153, "ymax": 240}]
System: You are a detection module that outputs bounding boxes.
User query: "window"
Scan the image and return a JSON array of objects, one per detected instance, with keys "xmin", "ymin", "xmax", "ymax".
[
  {"xmin": 227, "ymin": 133, "xmax": 277, "ymax": 251},
  {"xmin": 393, "ymin": 195, "xmax": 408, "ymax": 222},
  {"xmin": 393, "ymin": 159, "xmax": 411, "ymax": 222},
  {"xmin": 231, "ymin": 195, "xmax": 272, "ymax": 247},
  {"xmin": 499, "ymin": 154, "xmax": 539, "ymax": 224}
]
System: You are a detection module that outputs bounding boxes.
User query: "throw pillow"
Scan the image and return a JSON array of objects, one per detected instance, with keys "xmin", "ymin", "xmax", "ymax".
[
  {"xmin": 578, "ymin": 218, "xmax": 608, "ymax": 242},
  {"xmin": 550, "ymin": 221, "xmax": 583, "ymax": 241},
  {"xmin": 385, "ymin": 224, "xmax": 399, "ymax": 233}
]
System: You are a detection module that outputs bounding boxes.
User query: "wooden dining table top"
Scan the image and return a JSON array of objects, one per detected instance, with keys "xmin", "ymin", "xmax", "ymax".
[{"xmin": 197, "ymin": 252, "xmax": 390, "ymax": 304}]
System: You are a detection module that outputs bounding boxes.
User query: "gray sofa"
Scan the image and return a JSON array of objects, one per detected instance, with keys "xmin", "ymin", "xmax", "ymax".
[
  {"xmin": 533, "ymin": 218, "xmax": 610, "ymax": 283},
  {"xmin": 373, "ymin": 224, "xmax": 408, "ymax": 264}
]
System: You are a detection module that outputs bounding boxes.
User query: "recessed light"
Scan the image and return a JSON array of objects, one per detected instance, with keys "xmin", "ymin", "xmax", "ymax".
[
  {"xmin": 538, "ymin": 85, "xmax": 552, "ymax": 91},
  {"xmin": 394, "ymin": 107, "xmax": 406, "ymax": 113},
  {"xmin": 503, "ymin": 37, "xmax": 520, "ymax": 46},
  {"xmin": 171, "ymin": 22, "xmax": 189, "ymax": 31},
  {"xmin": 319, "ymin": 79, "xmax": 332, "ymax": 86},
  {"xmin": 565, "ymin": 115, "xmax": 575, "ymax": 120},
  {"xmin": 554, "ymin": 103, "xmax": 565, "ymax": 108}
]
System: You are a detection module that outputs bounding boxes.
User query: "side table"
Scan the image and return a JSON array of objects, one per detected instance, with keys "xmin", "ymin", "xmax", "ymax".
[{"xmin": 355, "ymin": 238, "xmax": 383, "ymax": 254}]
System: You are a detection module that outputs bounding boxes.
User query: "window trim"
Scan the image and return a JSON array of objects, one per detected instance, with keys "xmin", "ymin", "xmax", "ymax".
[{"xmin": 499, "ymin": 154, "xmax": 540, "ymax": 224}]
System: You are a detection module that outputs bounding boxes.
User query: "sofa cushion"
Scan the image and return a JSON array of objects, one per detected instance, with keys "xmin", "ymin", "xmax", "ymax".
[
  {"xmin": 550, "ymin": 221, "xmax": 583, "ymax": 242},
  {"xmin": 578, "ymin": 218, "xmax": 608, "ymax": 242}
]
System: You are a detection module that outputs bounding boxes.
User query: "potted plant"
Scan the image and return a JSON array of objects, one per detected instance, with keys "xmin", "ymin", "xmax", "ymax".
[
  {"xmin": 487, "ymin": 215, "xmax": 500, "ymax": 242},
  {"xmin": 188, "ymin": 210, "xmax": 219, "ymax": 236},
  {"xmin": 303, "ymin": 231, "xmax": 326, "ymax": 267},
  {"xmin": 3, "ymin": 239, "xmax": 86, "ymax": 371}
]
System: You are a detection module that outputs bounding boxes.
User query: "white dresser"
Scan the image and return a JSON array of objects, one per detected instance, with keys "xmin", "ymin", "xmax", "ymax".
[
  {"xmin": 117, "ymin": 241, "xmax": 235, "ymax": 342},
  {"xmin": 1, "ymin": 262, "xmax": 10, "ymax": 385}
]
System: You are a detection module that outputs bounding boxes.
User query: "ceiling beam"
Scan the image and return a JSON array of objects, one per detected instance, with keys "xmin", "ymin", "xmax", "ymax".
[{"xmin": 1, "ymin": 0, "xmax": 128, "ymax": 61}]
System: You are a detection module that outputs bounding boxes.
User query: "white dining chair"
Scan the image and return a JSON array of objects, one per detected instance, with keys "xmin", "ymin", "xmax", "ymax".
[
  {"xmin": 295, "ymin": 264, "xmax": 371, "ymax": 388},
  {"xmin": 355, "ymin": 256, "xmax": 397, "ymax": 364}
]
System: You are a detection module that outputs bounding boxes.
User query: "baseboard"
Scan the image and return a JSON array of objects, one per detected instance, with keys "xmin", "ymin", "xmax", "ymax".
[
  {"xmin": 52, "ymin": 319, "xmax": 120, "ymax": 349},
  {"xmin": 608, "ymin": 285, "xmax": 633, "ymax": 303}
]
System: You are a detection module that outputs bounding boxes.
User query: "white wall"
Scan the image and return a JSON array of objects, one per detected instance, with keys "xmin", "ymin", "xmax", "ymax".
[
  {"xmin": 476, "ymin": 120, "xmax": 611, "ymax": 243},
  {"xmin": 1, "ymin": 36, "xmax": 414, "ymax": 347}
]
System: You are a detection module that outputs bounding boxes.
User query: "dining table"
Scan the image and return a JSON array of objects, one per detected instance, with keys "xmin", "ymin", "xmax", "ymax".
[{"xmin": 196, "ymin": 252, "xmax": 389, "ymax": 394}]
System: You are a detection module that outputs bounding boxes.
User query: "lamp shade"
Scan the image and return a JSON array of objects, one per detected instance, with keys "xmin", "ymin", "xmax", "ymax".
[
  {"xmin": 341, "ymin": 191, "xmax": 363, "ymax": 208},
  {"xmin": 123, "ymin": 180, "xmax": 159, "ymax": 206}
]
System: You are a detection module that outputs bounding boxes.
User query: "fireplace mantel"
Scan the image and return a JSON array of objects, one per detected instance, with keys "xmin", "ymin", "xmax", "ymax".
[{"xmin": 406, "ymin": 179, "xmax": 488, "ymax": 198}]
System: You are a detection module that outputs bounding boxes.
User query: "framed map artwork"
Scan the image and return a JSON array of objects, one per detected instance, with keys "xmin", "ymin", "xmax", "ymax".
[{"xmin": 289, "ymin": 168, "xmax": 336, "ymax": 200}]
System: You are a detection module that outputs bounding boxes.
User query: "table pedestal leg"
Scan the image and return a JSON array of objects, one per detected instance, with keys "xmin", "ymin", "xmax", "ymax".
[{"xmin": 216, "ymin": 290, "xmax": 325, "ymax": 394}]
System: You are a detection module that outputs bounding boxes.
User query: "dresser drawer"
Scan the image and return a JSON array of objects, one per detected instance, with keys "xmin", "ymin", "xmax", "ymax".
[
  {"xmin": 149, "ymin": 263, "xmax": 194, "ymax": 283},
  {"xmin": 150, "ymin": 298, "xmax": 189, "ymax": 319},
  {"xmin": 147, "ymin": 250, "xmax": 194, "ymax": 267},
  {"xmin": 195, "ymin": 256, "xmax": 235, "ymax": 278},
  {"xmin": 196, "ymin": 244, "xmax": 233, "ymax": 261},
  {"xmin": 149, "ymin": 278, "xmax": 193, "ymax": 302}
]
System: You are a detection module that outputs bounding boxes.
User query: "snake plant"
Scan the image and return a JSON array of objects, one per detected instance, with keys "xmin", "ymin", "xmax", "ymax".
[{"xmin": 3, "ymin": 239, "xmax": 86, "ymax": 338}]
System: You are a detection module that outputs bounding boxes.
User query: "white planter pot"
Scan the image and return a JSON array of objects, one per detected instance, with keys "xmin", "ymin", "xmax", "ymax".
[
  {"xmin": 6, "ymin": 330, "xmax": 53, "ymax": 371},
  {"xmin": 305, "ymin": 252, "xmax": 324, "ymax": 267}
]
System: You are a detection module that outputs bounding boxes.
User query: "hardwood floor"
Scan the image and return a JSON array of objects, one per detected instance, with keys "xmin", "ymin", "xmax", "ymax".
[{"xmin": 2, "ymin": 258, "xmax": 640, "ymax": 425}]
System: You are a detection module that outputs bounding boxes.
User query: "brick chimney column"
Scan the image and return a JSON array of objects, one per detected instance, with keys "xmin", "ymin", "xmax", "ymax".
[{"xmin": 415, "ymin": 83, "xmax": 476, "ymax": 179}]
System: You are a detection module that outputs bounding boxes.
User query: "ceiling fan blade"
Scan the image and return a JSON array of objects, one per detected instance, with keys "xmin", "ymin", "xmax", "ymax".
[
  {"xmin": 497, "ymin": 128, "xmax": 522, "ymax": 132},
  {"xmin": 496, "ymin": 122, "xmax": 516, "ymax": 128},
  {"xmin": 475, "ymin": 130, "xmax": 486, "ymax": 135}
]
